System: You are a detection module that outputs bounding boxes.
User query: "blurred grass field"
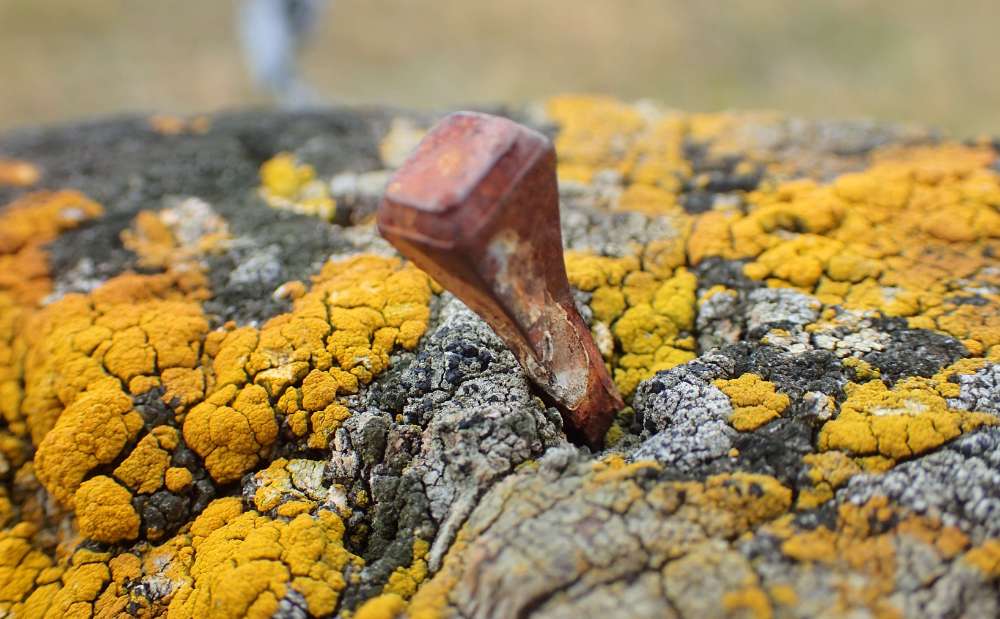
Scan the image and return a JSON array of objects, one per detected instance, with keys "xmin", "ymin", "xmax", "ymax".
[{"xmin": 2, "ymin": 0, "xmax": 999, "ymax": 135}]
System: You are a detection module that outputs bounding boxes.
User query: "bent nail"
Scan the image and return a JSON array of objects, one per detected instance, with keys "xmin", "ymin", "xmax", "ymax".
[{"xmin": 377, "ymin": 111, "xmax": 624, "ymax": 447}]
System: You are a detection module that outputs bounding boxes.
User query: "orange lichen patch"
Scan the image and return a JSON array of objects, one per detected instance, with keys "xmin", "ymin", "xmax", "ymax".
[
  {"xmin": 818, "ymin": 378, "xmax": 997, "ymax": 462},
  {"xmin": 773, "ymin": 500, "xmax": 900, "ymax": 617},
  {"xmin": 183, "ymin": 384, "xmax": 278, "ymax": 485},
  {"xmin": 168, "ymin": 508, "xmax": 364, "ymax": 619},
  {"xmin": 678, "ymin": 143, "xmax": 1000, "ymax": 354},
  {"xmin": 721, "ymin": 585, "xmax": 774, "ymax": 619},
  {"xmin": 274, "ymin": 279, "xmax": 307, "ymax": 301},
  {"xmin": 964, "ymin": 539, "xmax": 1000, "ymax": 579},
  {"xmin": 251, "ymin": 458, "xmax": 325, "ymax": 515},
  {"xmin": 258, "ymin": 152, "xmax": 336, "ymax": 220},
  {"xmin": 795, "ymin": 451, "xmax": 863, "ymax": 510},
  {"xmin": 11, "ymin": 548, "xmax": 114, "ymax": 619},
  {"xmin": 714, "ymin": 373, "xmax": 790, "ymax": 431},
  {"xmin": 0, "ymin": 158, "xmax": 41, "ymax": 187},
  {"xmin": 33, "ymin": 386, "xmax": 143, "ymax": 506},
  {"xmin": 122, "ymin": 209, "xmax": 177, "ymax": 268},
  {"xmin": 0, "ymin": 295, "xmax": 29, "ymax": 436},
  {"xmin": 589, "ymin": 454, "xmax": 662, "ymax": 485},
  {"xmin": 544, "ymin": 97, "xmax": 775, "ymax": 205},
  {"xmin": 161, "ymin": 366, "xmax": 207, "ymax": 413},
  {"xmin": 565, "ymin": 251, "xmax": 697, "ymax": 397},
  {"xmin": 120, "ymin": 199, "xmax": 231, "ymax": 271},
  {"xmin": 165, "ymin": 467, "xmax": 194, "ymax": 494},
  {"xmin": 768, "ymin": 496, "xmax": 989, "ymax": 619},
  {"xmin": 0, "ymin": 190, "xmax": 103, "ymax": 305},
  {"xmin": 20, "ymin": 270, "xmax": 209, "ymax": 444},
  {"xmin": 185, "ymin": 255, "xmax": 433, "ymax": 483},
  {"xmin": 308, "ymin": 403, "xmax": 350, "ymax": 450},
  {"xmin": 74, "ymin": 475, "xmax": 141, "ymax": 543},
  {"xmin": 87, "ymin": 553, "xmax": 144, "ymax": 617},
  {"xmin": 113, "ymin": 426, "xmax": 179, "ymax": 494},
  {"xmin": 148, "ymin": 114, "xmax": 211, "ymax": 136},
  {"xmin": 0, "ymin": 190, "xmax": 103, "ymax": 256},
  {"xmin": 0, "ymin": 522, "xmax": 61, "ymax": 615}
]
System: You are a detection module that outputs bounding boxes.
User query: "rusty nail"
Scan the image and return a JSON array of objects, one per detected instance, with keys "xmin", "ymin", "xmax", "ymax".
[{"xmin": 377, "ymin": 111, "xmax": 624, "ymax": 447}]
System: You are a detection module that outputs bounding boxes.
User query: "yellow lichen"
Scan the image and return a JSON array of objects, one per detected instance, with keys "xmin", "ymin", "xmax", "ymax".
[
  {"xmin": 541, "ymin": 98, "xmax": 998, "ymax": 362},
  {"xmin": 0, "ymin": 522, "xmax": 61, "ymax": 615},
  {"xmin": 406, "ymin": 530, "xmax": 468, "ymax": 619},
  {"xmin": 113, "ymin": 426, "xmax": 179, "ymax": 495},
  {"xmin": 185, "ymin": 255, "xmax": 433, "ymax": 483},
  {"xmin": 24, "ymin": 548, "xmax": 114, "ymax": 618},
  {"xmin": 721, "ymin": 585, "xmax": 774, "ymax": 619},
  {"xmin": 383, "ymin": 539, "xmax": 430, "ymax": 599},
  {"xmin": 842, "ymin": 357, "xmax": 881, "ymax": 381},
  {"xmin": 251, "ymin": 458, "xmax": 325, "ymax": 515},
  {"xmin": 590, "ymin": 454, "xmax": 662, "ymax": 485},
  {"xmin": 545, "ymin": 94, "xmax": 646, "ymax": 183},
  {"xmin": 74, "ymin": 475, "xmax": 141, "ymax": 543},
  {"xmin": 148, "ymin": 114, "xmax": 211, "ymax": 136},
  {"xmin": 20, "ymin": 269, "xmax": 208, "ymax": 444},
  {"xmin": 684, "ymin": 473, "xmax": 793, "ymax": 529},
  {"xmin": 765, "ymin": 494, "xmax": 994, "ymax": 618},
  {"xmin": 795, "ymin": 451, "xmax": 863, "ymax": 510},
  {"xmin": 165, "ymin": 467, "xmax": 194, "ymax": 493},
  {"xmin": 0, "ymin": 190, "xmax": 103, "ymax": 305},
  {"xmin": 3, "ymin": 98, "xmax": 998, "ymax": 617},
  {"xmin": 34, "ymin": 386, "xmax": 144, "ymax": 506},
  {"xmin": 565, "ymin": 251, "xmax": 696, "ymax": 397},
  {"xmin": 714, "ymin": 374, "xmax": 790, "ymax": 431},
  {"xmin": 258, "ymin": 152, "xmax": 336, "ymax": 220},
  {"xmin": 686, "ymin": 142, "xmax": 1000, "ymax": 357},
  {"xmin": 818, "ymin": 378, "xmax": 997, "ymax": 462},
  {"xmin": 356, "ymin": 592, "xmax": 407, "ymax": 619},
  {"xmin": 167, "ymin": 509, "xmax": 363, "ymax": 619},
  {"xmin": 964, "ymin": 539, "xmax": 1000, "ymax": 579}
]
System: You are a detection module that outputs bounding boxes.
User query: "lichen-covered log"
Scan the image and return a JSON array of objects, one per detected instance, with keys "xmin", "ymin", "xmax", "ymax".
[{"xmin": 0, "ymin": 98, "xmax": 997, "ymax": 618}]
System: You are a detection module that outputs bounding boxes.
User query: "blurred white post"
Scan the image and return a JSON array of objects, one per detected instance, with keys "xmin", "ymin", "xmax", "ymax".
[{"xmin": 238, "ymin": 0, "xmax": 328, "ymax": 108}]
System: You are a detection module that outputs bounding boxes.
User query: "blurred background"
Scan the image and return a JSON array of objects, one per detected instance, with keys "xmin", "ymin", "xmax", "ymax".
[{"xmin": 1, "ymin": 0, "xmax": 998, "ymax": 135}]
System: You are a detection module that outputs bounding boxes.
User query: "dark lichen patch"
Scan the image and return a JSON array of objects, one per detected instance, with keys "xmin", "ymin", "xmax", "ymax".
[
  {"xmin": 200, "ymin": 208, "xmax": 381, "ymax": 327},
  {"xmin": 730, "ymin": 417, "xmax": 814, "ymax": 487},
  {"xmin": 720, "ymin": 343, "xmax": 851, "ymax": 402},
  {"xmin": 693, "ymin": 256, "xmax": 763, "ymax": 293},
  {"xmin": 863, "ymin": 317, "xmax": 969, "ymax": 385},
  {"xmin": 3, "ymin": 109, "xmax": 395, "ymax": 321},
  {"xmin": 214, "ymin": 110, "xmax": 388, "ymax": 173}
]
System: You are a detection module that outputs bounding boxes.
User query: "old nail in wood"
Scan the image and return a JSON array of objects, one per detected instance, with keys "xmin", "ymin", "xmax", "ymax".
[{"xmin": 377, "ymin": 111, "xmax": 624, "ymax": 447}]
